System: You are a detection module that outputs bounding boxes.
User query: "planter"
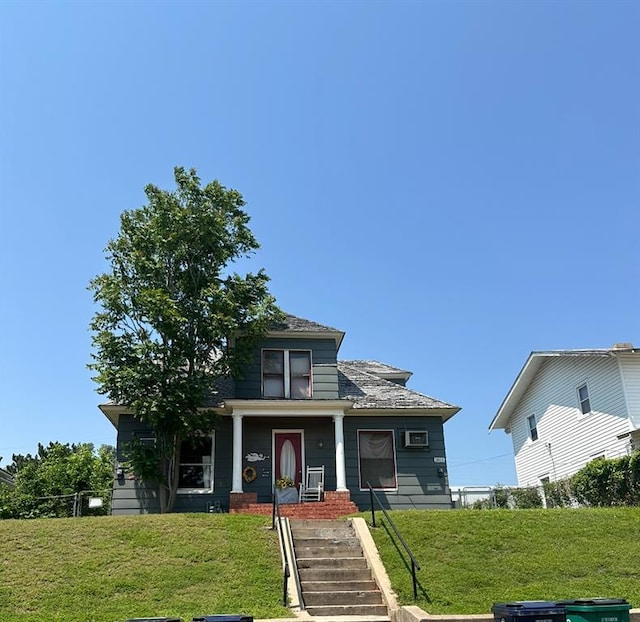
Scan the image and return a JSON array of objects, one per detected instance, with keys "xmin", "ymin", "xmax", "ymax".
[{"xmin": 276, "ymin": 487, "xmax": 299, "ymax": 504}]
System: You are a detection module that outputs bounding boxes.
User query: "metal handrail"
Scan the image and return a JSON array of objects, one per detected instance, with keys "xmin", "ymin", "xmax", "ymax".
[
  {"xmin": 271, "ymin": 490, "xmax": 290, "ymax": 606},
  {"xmin": 367, "ymin": 482, "xmax": 422, "ymax": 600}
]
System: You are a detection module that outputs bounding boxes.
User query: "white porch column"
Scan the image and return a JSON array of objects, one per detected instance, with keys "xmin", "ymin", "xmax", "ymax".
[
  {"xmin": 231, "ymin": 414, "xmax": 244, "ymax": 493},
  {"xmin": 333, "ymin": 413, "xmax": 347, "ymax": 491}
]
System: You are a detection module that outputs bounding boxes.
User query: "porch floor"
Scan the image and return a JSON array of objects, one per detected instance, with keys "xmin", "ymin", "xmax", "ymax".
[{"xmin": 229, "ymin": 490, "xmax": 359, "ymax": 520}]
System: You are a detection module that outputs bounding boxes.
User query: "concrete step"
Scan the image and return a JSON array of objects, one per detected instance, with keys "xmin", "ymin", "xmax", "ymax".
[
  {"xmin": 295, "ymin": 545, "xmax": 363, "ymax": 557},
  {"xmin": 305, "ymin": 603, "xmax": 389, "ymax": 616},
  {"xmin": 304, "ymin": 589, "xmax": 383, "ymax": 606},
  {"xmin": 289, "ymin": 519, "xmax": 348, "ymax": 529},
  {"xmin": 301, "ymin": 580, "xmax": 379, "ymax": 592},
  {"xmin": 298, "ymin": 567, "xmax": 374, "ymax": 582},
  {"xmin": 290, "ymin": 518, "xmax": 388, "ymax": 619},
  {"xmin": 294, "ymin": 536, "xmax": 361, "ymax": 547},
  {"xmin": 297, "ymin": 556, "xmax": 368, "ymax": 569}
]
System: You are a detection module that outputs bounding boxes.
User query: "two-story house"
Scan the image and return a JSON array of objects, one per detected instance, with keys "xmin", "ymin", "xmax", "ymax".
[
  {"xmin": 101, "ymin": 314, "xmax": 460, "ymax": 515},
  {"xmin": 489, "ymin": 343, "xmax": 639, "ymax": 487}
]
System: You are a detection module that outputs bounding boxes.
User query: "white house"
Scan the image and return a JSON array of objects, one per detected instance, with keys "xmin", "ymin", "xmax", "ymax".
[{"xmin": 489, "ymin": 343, "xmax": 639, "ymax": 487}]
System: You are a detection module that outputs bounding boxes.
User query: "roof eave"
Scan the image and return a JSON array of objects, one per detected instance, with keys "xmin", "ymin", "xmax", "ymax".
[{"xmin": 266, "ymin": 329, "xmax": 346, "ymax": 350}]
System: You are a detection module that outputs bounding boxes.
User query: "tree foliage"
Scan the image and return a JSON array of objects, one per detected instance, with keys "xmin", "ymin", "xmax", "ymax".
[
  {"xmin": 89, "ymin": 167, "xmax": 281, "ymax": 512},
  {"xmin": 0, "ymin": 442, "xmax": 115, "ymax": 519}
]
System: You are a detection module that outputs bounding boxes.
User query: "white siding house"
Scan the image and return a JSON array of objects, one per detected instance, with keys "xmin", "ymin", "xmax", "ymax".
[{"xmin": 489, "ymin": 344, "xmax": 639, "ymax": 487}]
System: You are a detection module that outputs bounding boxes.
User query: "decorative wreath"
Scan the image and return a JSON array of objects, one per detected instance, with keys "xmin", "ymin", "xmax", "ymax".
[{"xmin": 242, "ymin": 466, "xmax": 257, "ymax": 483}]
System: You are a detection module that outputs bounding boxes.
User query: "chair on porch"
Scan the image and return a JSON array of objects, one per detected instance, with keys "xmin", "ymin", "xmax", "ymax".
[{"xmin": 299, "ymin": 465, "xmax": 325, "ymax": 502}]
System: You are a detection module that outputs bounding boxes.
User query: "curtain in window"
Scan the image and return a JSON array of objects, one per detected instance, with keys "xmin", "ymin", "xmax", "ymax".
[
  {"xmin": 280, "ymin": 439, "xmax": 297, "ymax": 480},
  {"xmin": 290, "ymin": 351, "xmax": 311, "ymax": 398},
  {"xmin": 359, "ymin": 431, "xmax": 397, "ymax": 489}
]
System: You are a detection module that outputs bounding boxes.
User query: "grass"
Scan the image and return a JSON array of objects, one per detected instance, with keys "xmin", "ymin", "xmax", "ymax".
[
  {"xmin": 368, "ymin": 507, "xmax": 640, "ymax": 614},
  {"xmin": 0, "ymin": 513, "xmax": 292, "ymax": 622},
  {"xmin": 1, "ymin": 508, "xmax": 638, "ymax": 621}
]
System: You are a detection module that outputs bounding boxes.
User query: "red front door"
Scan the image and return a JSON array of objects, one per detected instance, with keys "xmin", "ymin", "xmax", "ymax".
[{"xmin": 274, "ymin": 431, "xmax": 303, "ymax": 488}]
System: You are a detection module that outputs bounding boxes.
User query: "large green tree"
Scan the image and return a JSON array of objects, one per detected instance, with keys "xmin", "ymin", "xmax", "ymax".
[
  {"xmin": 0, "ymin": 442, "xmax": 115, "ymax": 519},
  {"xmin": 89, "ymin": 167, "xmax": 281, "ymax": 512}
]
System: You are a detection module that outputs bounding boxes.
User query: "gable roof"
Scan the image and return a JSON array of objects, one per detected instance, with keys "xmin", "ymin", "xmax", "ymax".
[
  {"xmin": 489, "ymin": 344, "xmax": 639, "ymax": 432},
  {"xmin": 338, "ymin": 361, "xmax": 459, "ymax": 421},
  {"xmin": 269, "ymin": 313, "xmax": 345, "ymax": 349}
]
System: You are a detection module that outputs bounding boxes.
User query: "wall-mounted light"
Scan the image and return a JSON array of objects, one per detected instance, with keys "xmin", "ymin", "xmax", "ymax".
[{"xmin": 318, "ymin": 440, "xmax": 324, "ymax": 448}]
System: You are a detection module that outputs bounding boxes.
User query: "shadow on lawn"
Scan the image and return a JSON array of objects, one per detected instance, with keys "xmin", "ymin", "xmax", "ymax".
[{"xmin": 379, "ymin": 520, "xmax": 432, "ymax": 604}]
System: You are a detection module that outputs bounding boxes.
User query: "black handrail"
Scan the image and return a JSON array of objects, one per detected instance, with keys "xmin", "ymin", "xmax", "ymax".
[
  {"xmin": 271, "ymin": 490, "xmax": 290, "ymax": 606},
  {"xmin": 367, "ymin": 482, "xmax": 421, "ymax": 601}
]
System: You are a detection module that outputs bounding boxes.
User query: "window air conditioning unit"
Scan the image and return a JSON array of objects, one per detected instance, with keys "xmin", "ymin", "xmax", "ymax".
[{"xmin": 404, "ymin": 430, "xmax": 429, "ymax": 448}]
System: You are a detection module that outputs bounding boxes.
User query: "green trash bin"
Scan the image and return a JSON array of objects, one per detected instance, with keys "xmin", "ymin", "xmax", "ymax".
[{"xmin": 564, "ymin": 598, "xmax": 631, "ymax": 622}]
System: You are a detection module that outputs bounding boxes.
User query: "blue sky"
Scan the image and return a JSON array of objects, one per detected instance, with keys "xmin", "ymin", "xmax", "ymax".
[{"xmin": 1, "ymin": 1, "xmax": 638, "ymax": 486}]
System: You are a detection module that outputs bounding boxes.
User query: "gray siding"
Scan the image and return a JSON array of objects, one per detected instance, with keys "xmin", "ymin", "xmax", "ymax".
[
  {"xmin": 113, "ymin": 412, "xmax": 452, "ymax": 514},
  {"xmin": 344, "ymin": 415, "xmax": 452, "ymax": 510},
  {"xmin": 112, "ymin": 414, "xmax": 234, "ymax": 515},
  {"xmin": 234, "ymin": 338, "xmax": 339, "ymax": 399}
]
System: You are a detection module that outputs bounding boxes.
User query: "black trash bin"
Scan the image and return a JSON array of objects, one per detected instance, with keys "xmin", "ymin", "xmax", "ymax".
[
  {"xmin": 493, "ymin": 601, "xmax": 567, "ymax": 622},
  {"xmin": 192, "ymin": 616, "xmax": 253, "ymax": 622}
]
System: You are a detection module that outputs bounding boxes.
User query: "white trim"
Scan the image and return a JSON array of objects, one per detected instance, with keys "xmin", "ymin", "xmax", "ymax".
[
  {"xmin": 226, "ymin": 401, "xmax": 347, "ymax": 417},
  {"xmin": 333, "ymin": 414, "xmax": 347, "ymax": 491},
  {"xmin": 357, "ymin": 428, "xmax": 398, "ymax": 492}
]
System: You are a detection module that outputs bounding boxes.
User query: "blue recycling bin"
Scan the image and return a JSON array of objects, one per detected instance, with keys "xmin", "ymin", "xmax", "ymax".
[{"xmin": 492, "ymin": 601, "xmax": 567, "ymax": 622}]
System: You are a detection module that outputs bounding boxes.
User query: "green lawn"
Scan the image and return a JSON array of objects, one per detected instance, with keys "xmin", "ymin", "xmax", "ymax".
[
  {"xmin": 369, "ymin": 507, "xmax": 640, "ymax": 614},
  {"xmin": 0, "ymin": 513, "xmax": 291, "ymax": 622},
  {"xmin": 1, "ymin": 508, "xmax": 638, "ymax": 621}
]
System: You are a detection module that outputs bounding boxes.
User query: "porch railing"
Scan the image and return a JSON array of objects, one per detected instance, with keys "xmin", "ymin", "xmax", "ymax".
[{"xmin": 367, "ymin": 482, "xmax": 421, "ymax": 600}]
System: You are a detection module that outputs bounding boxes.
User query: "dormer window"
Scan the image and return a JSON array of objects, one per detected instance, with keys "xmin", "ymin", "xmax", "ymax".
[{"xmin": 262, "ymin": 349, "xmax": 312, "ymax": 398}]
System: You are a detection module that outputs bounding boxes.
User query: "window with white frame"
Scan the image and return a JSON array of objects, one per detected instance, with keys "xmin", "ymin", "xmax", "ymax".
[
  {"xmin": 577, "ymin": 383, "xmax": 591, "ymax": 414},
  {"xmin": 178, "ymin": 435, "xmax": 214, "ymax": 492},
  {"xmin": 262, "ymin": 349, "xmax": 312, "ymax": 398},
  {"xmin": 358, "ymin": 430, "xmax": 398, "ymax": 490},
  {"xmin": 527, "ymin": 414, "xmax": 538, "ymax": 442}
]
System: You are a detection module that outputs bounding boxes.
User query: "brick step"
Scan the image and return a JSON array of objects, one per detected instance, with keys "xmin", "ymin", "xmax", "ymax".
[{"xmin": 305, "ymin": 603, "xmax": 389, "ymax": 617}]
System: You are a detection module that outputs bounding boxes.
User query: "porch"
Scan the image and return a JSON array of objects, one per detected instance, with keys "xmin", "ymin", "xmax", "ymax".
[{"xmin": 229, "ymin": 490, "xmax": 359, "ymax": 519}]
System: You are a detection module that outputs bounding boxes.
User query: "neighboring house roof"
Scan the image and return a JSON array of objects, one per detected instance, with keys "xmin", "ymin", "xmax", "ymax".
[
  {"xmin": 338, "ymin": 361, "xmax": 459, "ymax": 421},
  {"xmin": 489, "ymin": 343, "xmax": 639, "ymax": 432},
  {"xmin": 268, "ymin": 313, "xmax": 345, "ymax": 349}
]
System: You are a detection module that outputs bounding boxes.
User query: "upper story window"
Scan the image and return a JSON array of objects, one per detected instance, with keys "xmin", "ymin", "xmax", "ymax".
[
  {"xmin": 262, "ymin": 349, "xmax": 312, "ymax": 398},
  {"xmin": 577, "ymin": 383, "xmax": 591, "ymax": 414},
  {"xmin": 527, "ymin": 414, "xmax": 538, "ymax": 442}
]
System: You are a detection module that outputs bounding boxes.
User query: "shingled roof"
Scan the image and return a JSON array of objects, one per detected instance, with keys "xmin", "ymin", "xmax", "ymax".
[
  {"xmin": 269, "ymin": 313, "xmax": 345, "ymax": 348},
  {"xmin": 338, "ymin": 361, "xmax": 459, "ymax": 420}
]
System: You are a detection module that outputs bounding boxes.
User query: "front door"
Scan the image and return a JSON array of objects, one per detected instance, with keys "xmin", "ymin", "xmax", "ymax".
[{"xmin": 273, "ymin": 431, "xmax": 303, "ymax": 488}]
